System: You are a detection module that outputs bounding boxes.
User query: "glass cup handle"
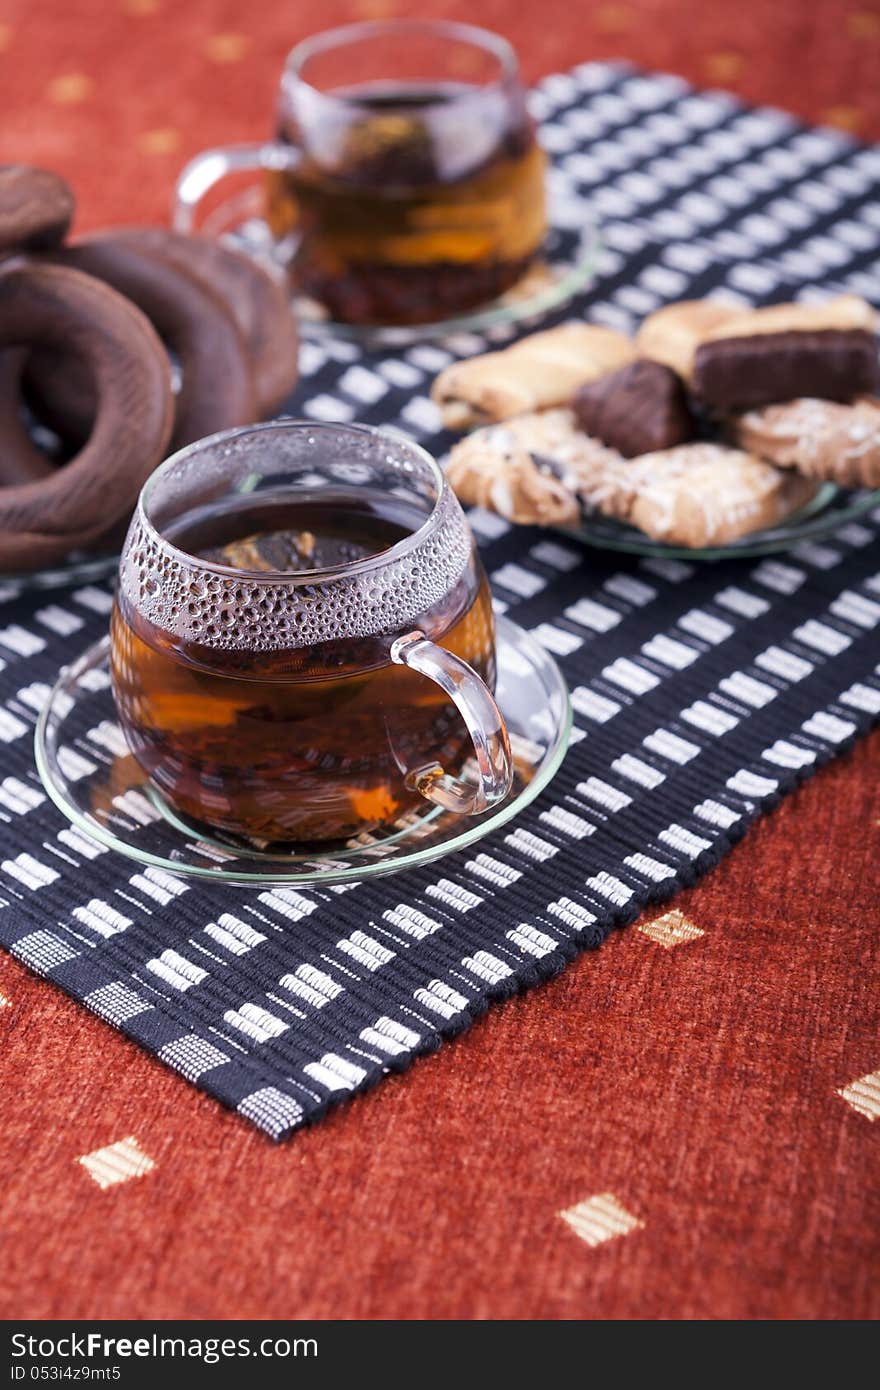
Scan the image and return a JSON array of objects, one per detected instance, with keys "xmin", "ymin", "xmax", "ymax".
[
  {"xmin": 390, "ymin": 631, "xmax": 513, "ymax": 816},
  {"xmin": 172, "ymin": 141, "xmax": 301, "ymax": 235}
]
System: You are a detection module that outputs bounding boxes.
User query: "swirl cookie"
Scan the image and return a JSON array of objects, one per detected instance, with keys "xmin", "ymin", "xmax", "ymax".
[
  {"xmin": 0, "ymin": 264, "xmax": 174, "ymax": 569},
  {"xmin": 701, "ymin": 294, "xmax": 876, "ymax": 341},
  {"xmin": 732, "ymin": 397, "xmax": 880, "ymax": 489},
  {"xmin": 432, "ymin": 323, "xmax": 637, "ymax": 429}
]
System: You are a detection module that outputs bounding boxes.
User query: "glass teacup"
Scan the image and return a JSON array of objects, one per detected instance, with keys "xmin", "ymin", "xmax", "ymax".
[
  {"xmin": 173, "ymin": 19, "xmax": 547, "ymax": 325},
  {"xmin": 111, "ymin": 421, "xmax": 512, "ymax": 844}
]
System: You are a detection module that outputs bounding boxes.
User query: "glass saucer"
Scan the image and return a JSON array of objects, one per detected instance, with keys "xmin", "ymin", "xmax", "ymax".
[
  {"xmin": 34, "ymin": 616, "xmax": 571, "ymax": 887},
  {"xmin": 201, "ymin": 186, "xmax": 600, "ymax": 344},
  {"xmin": 567, "ymin": 483, "xmax": 880, "ymax": 560}
]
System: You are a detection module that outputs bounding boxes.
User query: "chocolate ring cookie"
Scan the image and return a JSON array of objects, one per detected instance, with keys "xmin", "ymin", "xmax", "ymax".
[
  {"xmin": 0, "ymin": 350, "xmax": 56, "ymax": 486},
  {"xmin": 27, "ymin": 234, "xmax": 255, "ymax": 449},
  {"xmin": 0, "ymin": 165, "xmax": 75, "ymax": 255},
  {"xmin": 0, "ymin": 264, "xmax": 174, "ymax": 569},
  {"xmin": 111, "ymin": 227, "xmax": 299, "ymax": 415}
]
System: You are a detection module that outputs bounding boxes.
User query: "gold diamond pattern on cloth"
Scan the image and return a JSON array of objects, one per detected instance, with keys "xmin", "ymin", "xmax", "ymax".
[
  {"xmin": 77, "ymin": 1136, "xmax": 156, "ymax": 1190},
  {"xmin": 838, "ymin": 1071, "xmax": 880, "ymax": 1121},
  {"xmin": 559, "ymin": 1193, "xmax": 644, "ymax": 1248},
  {"xmin": 638, "ymin": 909, "xmax": 706, "ymax": 948}
]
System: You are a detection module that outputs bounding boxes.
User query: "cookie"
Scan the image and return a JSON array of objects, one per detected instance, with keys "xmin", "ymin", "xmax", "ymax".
[
  {"xmin": 693, "ymin": 329, "xmax": 879, "ymax": 411},
  {"xmin": 732, "ymin": 396, "xmax": 880, "ymax": 489},
  {"xmin": 0, "ymin": 165, "xmax": 74, "ymax": 254},
  {"xmin": 445, "ymin": 410, "xmax": 815, "ymax": 546},
  {"xmin": 446, "ymin": 409, "xmax": 623, "ymax": 525},
  {"xmin": 635, "ymin": 300, "xmax": 742, "ymax": 379},
  {"xmin": 109, "ymin": 227, "xmax": 299, "ymax": 416},
  {"xmin": 0, "ymin": 264, "xmax": 173, "ymax": 569},
  {"xmin": 572, "ymin": 360, "xmax": 695, "ymax": 456},
  {"xmin": 637, "ymin": 293, "xmax": 877, "ymax": 384},
  {"xmin": 432, "ymin": 323, "xmax": 637, "ymax": 429},
  {"xmin": 27, "ymin": 234, "xmax": 255, "ymax": 449},
  {"xmin": 703, "ymin": 293, "xmax": 876, "ymax": 342},
  {"xmin": 615, "ymin": 443, "xmax": 820, "ymax": 548}
]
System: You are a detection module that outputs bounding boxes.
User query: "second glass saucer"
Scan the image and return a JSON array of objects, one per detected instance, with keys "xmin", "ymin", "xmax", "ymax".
[{"xmin": 35, "ymin": 616, "xmax": 571, "ymax": 887}]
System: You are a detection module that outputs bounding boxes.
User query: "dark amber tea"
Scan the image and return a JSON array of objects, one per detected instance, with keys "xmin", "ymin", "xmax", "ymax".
[
  {"xmin": 113, "ymin": 493, "xmax": 494, "ymax": 842},
  {"xmin": 111, "ymin": 423, "xmax": 511, "ymax": 846},
  {"xmin": 267, "ymin": 78, "xmax": 547, "ymax": 325}
]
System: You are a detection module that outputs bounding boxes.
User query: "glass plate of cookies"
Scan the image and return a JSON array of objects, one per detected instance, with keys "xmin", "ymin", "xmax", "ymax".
[
  {"xmin": 201, "ymin": 186, "xmax": 601, "ymax": 344},
  {"xmin": 435, "ymin": 294, "xmax": 880, "ymax": 559}
]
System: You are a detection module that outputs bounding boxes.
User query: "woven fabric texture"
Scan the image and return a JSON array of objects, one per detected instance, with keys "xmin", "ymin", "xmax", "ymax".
[{"xmin": 0, "ymin": 63, "xmax": 879, "ymax": 1141}]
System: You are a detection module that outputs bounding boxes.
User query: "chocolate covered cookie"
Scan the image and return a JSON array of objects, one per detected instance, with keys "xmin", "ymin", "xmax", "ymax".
[
  {"xmin": 693, "ymin": 329, "xmax": 879, "ymax": 412},
  {"xmin": 572, "ymin": 360, "xmax": 695, "ymax": 456},
  {"xmin": 637, "ymin": 293, "xmax": 877, "ymax": 384}
]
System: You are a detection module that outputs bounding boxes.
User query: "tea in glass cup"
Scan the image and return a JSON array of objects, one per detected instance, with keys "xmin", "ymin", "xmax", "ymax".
[
  {"xmin": 111, "ymin": 422, "xmax": 512, "ymax": 844},
  {"xmin": 174, "ymin": 21, "xmax": 547, "ymax": 325}
]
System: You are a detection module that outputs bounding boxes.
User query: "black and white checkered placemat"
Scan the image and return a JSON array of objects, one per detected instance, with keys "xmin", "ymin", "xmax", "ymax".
[{"xmin": 1, "ymin": 62, "xmax": 878, "ymax": 1140}]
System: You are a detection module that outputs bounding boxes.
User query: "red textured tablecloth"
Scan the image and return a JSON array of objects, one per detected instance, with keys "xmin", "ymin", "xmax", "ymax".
[{"xmin": 0, "ymin": 0, "xmax": 878, "ymax": 1322}]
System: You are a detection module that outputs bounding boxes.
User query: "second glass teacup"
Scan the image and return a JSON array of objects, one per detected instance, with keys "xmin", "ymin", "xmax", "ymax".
[
  {"xmin": 174, "ymin": 19, "xmax": 547, "ymax": 325},
  {"xmin": 111, "ymin": 421, "xmax": 512, "ymax": 845}
]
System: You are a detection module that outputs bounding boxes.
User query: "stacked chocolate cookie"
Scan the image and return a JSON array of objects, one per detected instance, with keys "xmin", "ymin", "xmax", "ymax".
[
  {"xmin": 0, "ymin": 164, "xmax": 299, "ymax": 569},
  {"xmin": 435, "ymin": 296, "xmax": 880, "ymax": 548}
]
